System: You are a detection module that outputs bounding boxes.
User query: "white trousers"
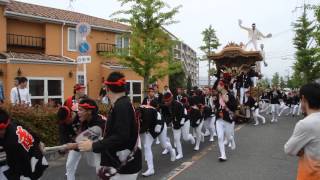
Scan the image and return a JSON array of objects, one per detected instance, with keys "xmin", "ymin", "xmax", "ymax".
[
  {"xmin": 192, "ymin": 121, "xmax": 204, "ymax": 150},
  {"xmin": 233, "ymin": 88, "xmax": 237, "ymax": 99},
  {"xmin": 292, "ymin": 105, "xmax": 299, "ymax": 115},
  {"xmin": 246, "ymin": 39, "xmax": 258, "ymax": 51},
  {"xmin": 250, "ymin": 77, "xmax": 256, "ymax": 87},
  {"xmin": 181, "ymin": 121, "xmax": 195, "ymax": 142},
  {"xmin": 271, "ymin": 104, "xmax": 280, "ymax": 121},
  {"xmin": 0, "ymin": 165, "xmax": 8, "ymax": 180},
  {"xmin": 141, "ymin": 124, "xmax": 174, "ymax": 171},
  {"xmin": 203, "ymin": 116, "xmax": 216, "ymax": 138},
  {"xmin": 260, "ymin": 100, "xmax": 271, "ymax": 114},
  {"xmin": 278, "ymin": 105, "xmax": 291, "ymax": 116},
  {"xmin": 252, "ymin": 109, "xmax": 265, "ymax": 124},
  {"xmin": 216, "ymin": 119, "xmax": 235, "ymax": 159},
  {"xmin": 297, "ymin": 104, "xmax": 302, "ymax": 115},
  {"xmin": 111, "ymin": 173, "xmax": 139, "ymax": 180},
  {"xmin": 66, "ymin": 150, "xmax": 101, "ymax": 180},
  {"xmin": 172, "ymin": 121, "xmax": 194, "ymax": 156},
  {"xmin": 240, "ymin": 88, "xmax": 248, "ymax": 105}
]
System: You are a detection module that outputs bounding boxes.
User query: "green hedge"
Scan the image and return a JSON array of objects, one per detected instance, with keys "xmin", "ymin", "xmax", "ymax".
[
  {"xmin": 2, "ymin": 104, "xmax": 59, "ymax": 147},
  {"xmin": 1, "ymin": 102, "xmax": 111, "ymax": 147}
]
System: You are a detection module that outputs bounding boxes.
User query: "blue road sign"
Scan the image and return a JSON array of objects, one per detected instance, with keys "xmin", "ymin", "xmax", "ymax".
[{"xmin": 78, "ymin": 41, "xmax": 90, "ymax": 55}]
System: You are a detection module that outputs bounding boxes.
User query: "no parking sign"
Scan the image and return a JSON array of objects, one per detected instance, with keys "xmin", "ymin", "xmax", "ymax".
[
  {"xmin": 76, "ymin": 23, "xmax": 91, "ymax": 38},
  {"xmin": 76, "ymin": 22, "xmax": 91, "ymax": 59}
]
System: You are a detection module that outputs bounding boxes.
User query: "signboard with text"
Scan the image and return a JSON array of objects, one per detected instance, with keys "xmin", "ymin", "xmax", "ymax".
[{"xmin": 77, "ymin": 56, "xmax": 91, "ymax": 64}]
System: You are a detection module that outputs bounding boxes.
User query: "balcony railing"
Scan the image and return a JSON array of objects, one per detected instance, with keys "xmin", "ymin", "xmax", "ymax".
[
  {"xmin": 97, "ymin": 43, "xmax": 116, "ymax": 53},
  {"xmin": 7, "ymin": 33, "xmax": 45, "ymax": 49},
  {"xmin": 97, "ymin": 43, "xmax": 130, "ymax": 56}
]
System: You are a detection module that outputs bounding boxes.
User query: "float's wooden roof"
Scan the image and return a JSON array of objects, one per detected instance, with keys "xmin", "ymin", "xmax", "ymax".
[{"xmin": 209, "ymin": 42, "xmax": 263, "ymax": 67}]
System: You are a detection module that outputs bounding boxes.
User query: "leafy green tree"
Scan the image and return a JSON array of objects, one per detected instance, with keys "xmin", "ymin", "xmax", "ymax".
[
  {"xmin": 287, "ymin": 74, "xmax": 303, "ymax": 89},
  {"xmin": 279, "ymin": 76, "xmax": 286, "ymax": 89},
  {"xmin": 312, "ymin": 5, "xmax": 320, "ymax": 81},
  {"xmin": 257, "ymin": 77, "xmax": 270, "ymax": 89},
  {"xmin": 271, "ymin": 72, "xmax": 280, "ymax": 87},
  {"xmin": 169, "ymin": 66, "xmax": 186, "ymax": 92},
  {"xmin": 109, "ymin": 0, "xmax": 182, "ymax": 93},
  {"xmin": 208, "ymin": 67, "xmax": 217, "ymax": 77},
  {"xmin": 200, "ymin": 25, "xmax": 220, "ymax": 86},
  {"xmin": 292, "ymin": 5, "xmax": 319, "ymax": 85}
]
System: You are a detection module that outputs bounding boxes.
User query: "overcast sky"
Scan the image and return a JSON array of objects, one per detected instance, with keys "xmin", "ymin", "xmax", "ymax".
[{"xmin": 17, "ymin": 0, "xmax": 320, "ymax": 79}]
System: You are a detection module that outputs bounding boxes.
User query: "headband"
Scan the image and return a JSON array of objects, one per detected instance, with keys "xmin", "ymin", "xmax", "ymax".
[
  {"xmin": 79, "ymin": 103, "xmax": 96, "ymax": 109},
  {"xmin": 0, "ymin": 119, "xmax": 10, "ymax": 129},
  {"xmin": 104, "ymin": 78, "xmax": 126, "ymax": 86},
  {"xmin": 218, "ymin": 81, "xmax": 225, "ymax": 87},
  {"xmin": 163, "ymin": 93, "xmax": 173, "ymax": 101},
  {"xmin": 74, "ymin": 85, "xmax": 85, "ymax": 91}
]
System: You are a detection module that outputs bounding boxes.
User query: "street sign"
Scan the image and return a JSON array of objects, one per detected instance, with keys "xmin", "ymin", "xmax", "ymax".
[
  {"xmin": 77, "ymin": 56, "xmax": 91, "ymax": 64},
  {"xmin": 76, "ymin": 23, "xmax": 91, "ymax": 37},
  {"xmin": 78, "ymin": 41, "xmax": 90, "ymax": 55},
  {"xmin": 76, "ymin": 22, "xmax": 91, "ymax": 95}
]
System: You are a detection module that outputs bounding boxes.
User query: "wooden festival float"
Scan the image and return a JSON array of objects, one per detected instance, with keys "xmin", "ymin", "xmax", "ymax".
[{"xmin": 208, "ymin": 42, "xmax": 264, "ymax": 123}]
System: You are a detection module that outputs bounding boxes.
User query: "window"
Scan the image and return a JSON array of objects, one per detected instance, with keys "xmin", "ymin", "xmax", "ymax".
[
  {"xmin": 68, "ymin": 28, "xmax": 77, "ymax": 51},
  {"xmin": 126, "ymin": 81, "xmax": 142, "ymax": 104},
  {"xmin": 116, "ymin": 35, "xmax": 130, "ymax": 55},
  {"xmin": 116, "ymin": 36, "xmax": 123, "ymax": 49},
  {"xmin": 28, "ymin": 77, "xmax": 64, "ymax": 106},
  {"xmin": 77, "ymin": 74, "xmax": 85, "ymax": 85},
  {"xmin": 123, "ymin": 37, "xmax": 129, "ymax": 48},
  {"xmin": 76, "ymin": 71, "xmax": 87, "ymax": 94}
]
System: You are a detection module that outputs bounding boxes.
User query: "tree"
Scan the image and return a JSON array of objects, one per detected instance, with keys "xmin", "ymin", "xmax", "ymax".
[
  {"xmin": 292, "ymin": 5, "xmax": 319, "ymax": 86},
  {"xmin": 271, "ymin": 72, "xmax": 280, "ymax": 87},
  {"xmin": 208, "ymin": 67, "xmax": 217, "ymax": 77},
  {"xmin": 200, "ymin": 25, "xmax": 220, "ymax": 86},
  {"xmin": 279, "ymin": 76, "xmax": 286, "ymax": 89},
  {"xmin": 287, "ymin": 75, "xmax": 300, "ymax": 89},
  {"xmin": 313, "ymin": 5, "xmax": 320, "ymax": 80},
  {"xmin": 169, "ymin": 66, "xmax": 186, "ymax": 93},
  {"xmin": 314, "ymin": 6, "xmax": 320, "ymax": 45},
  {"xmin": 109, "ymin": 0, "xmax": 182, "ymax": 94},
  {"xmin": 257, "ymin": 77, "xmax": 270, "ymax": 89}
]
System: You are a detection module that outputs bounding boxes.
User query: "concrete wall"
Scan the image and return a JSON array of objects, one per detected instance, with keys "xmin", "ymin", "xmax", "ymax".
[
  {"xmin": 45, "ymin": 23, "xmax": 62, "ymax": 56},
  {"xmin": 7, "ymin": 19, "xmax": 44, "ymax": 37}
]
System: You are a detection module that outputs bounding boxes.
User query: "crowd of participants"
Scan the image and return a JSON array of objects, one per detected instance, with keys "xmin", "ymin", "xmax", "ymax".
[{"xmin": 0, "ymin": 70, "xmax": 306, "ymax": 180}]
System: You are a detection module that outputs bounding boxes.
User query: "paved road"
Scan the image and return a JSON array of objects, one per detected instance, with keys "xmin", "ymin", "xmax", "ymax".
[{"xmin": 42, "ymin": 114, "xmax": 300, "ymax": 180}]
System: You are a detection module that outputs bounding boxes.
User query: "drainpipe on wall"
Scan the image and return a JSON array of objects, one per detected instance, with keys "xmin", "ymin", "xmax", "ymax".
[{"xmin": 61, "ymin": 21, "xmax": 65, "ymax": 57}]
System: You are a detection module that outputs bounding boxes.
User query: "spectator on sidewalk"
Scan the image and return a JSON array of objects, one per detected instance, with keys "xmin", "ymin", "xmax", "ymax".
[
  {"xmin": 99, "ymin": 83, "xmax": 108, "ymax": 104},
  {"xmin": 153, "ymin": 84, "xmax": 163, "ymax": 103},
  {"xmin": 284, "ymin": 83, "xmax": 320, "ymax": 180},
  {"xmin": 9, "ymin": 77, "xmax": 20, "ymax": 105},
  {"xmin": 10, "ymin": 77, "xmax": 31, "ymax": 106}
]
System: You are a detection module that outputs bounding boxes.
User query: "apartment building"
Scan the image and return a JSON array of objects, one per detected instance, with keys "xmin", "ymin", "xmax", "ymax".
[{"xmin": 173, "ymin": 41, "xmax": 198, "ymax": 86}]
